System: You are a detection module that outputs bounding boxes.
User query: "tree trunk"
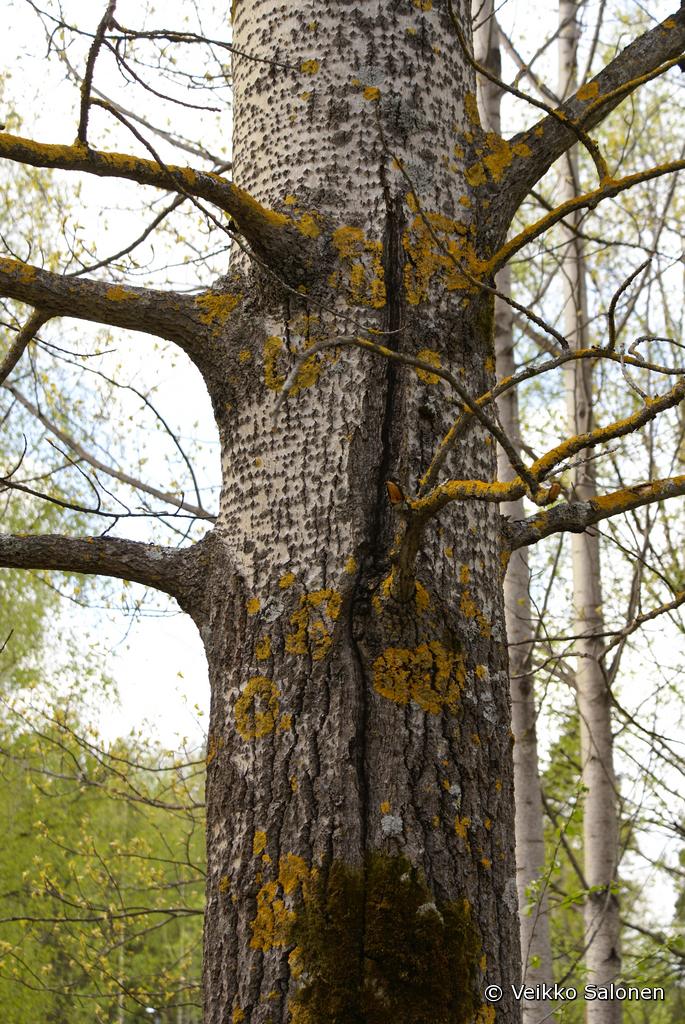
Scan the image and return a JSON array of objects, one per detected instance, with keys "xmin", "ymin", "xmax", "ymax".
[
  {"xmin": 198, "ymin": 3, "xmax": 521, "ymax": 1022},
  {"xmin": 474, "ymin": 6, "xmax": 555, "ymax": 1020},
  {"xmin": 559, "ymin": 4, "xmax": 622, "ymax": 1021}
]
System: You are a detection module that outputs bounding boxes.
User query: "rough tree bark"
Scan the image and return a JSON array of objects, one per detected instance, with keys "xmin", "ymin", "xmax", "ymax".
[
  {"xmin": 474, "ymin": 6, "xmax": 555, "ymax": 1022},
  {"xmin": 558, "ymin": 4, "xmax": 622, "ymax": 1020},
  {"xmin": 1, "ymin": 4, "xmax": 685, "ymax": 1023}
]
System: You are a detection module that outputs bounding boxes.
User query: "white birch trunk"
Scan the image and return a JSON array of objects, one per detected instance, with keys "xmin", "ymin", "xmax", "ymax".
[
  {"xmin": 559, "ymin": 5, "xmax": 622, "ymax": 1021},
  {"xmin": 474, "ymin": 7, "xmax": 555, "ymax": 1022}
]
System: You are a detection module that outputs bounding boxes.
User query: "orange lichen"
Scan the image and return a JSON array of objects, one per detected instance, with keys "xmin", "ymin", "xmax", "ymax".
[
  {"xmin": 372, "ymin": 641, "xmax": 466, "ymax": 714},
  {"xmin": 363, "ymin": 86, "xmax": 381, "ymax": 101},
  {"xmin": 285, "ymin": 589, "xmax": 342, "ymax": 661},
  {"xmin": 481, "ymin": 857, "xmax": 492, "ymax": 870},
  {"xmin": 380, "ymin": 801, "xmax": 392, "ymax": 814}
]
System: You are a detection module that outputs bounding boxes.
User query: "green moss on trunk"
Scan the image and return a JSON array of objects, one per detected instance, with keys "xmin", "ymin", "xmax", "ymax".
[{"xmin": 288, "ymin": 853, "xmax": 482, "ymax": 1024}]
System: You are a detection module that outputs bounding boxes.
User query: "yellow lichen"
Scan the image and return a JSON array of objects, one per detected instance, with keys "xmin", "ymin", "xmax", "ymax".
[
  {"xmin": 464, "ymin": 92, "xmax": 480, "ymax": 127},
  {"xmin": 476, "ymin": 1006, "xmax": 496, "ymax": 1024},
  {"xmin": 285, "ymin": 589, "xmax": 342, "ymax": 661},
  {"xmin": 363, "ymin": 86, "xmax": 381, "ymax": 101},
  {"xmin": 250, "ymin": 880, "xmax": 291, "ymax": 951},
  {"xmin": 459, "ymin": 565, "xmax": 470, "ymax": 585},
  {"xmin": 235, "ymin": 676, "xmax": 280, "ymax": 741},
  {"xmin": 460, "ymin": 591, "xmax": 478, "ymax": 618},
  {"xmin": 344, "ymin": 555, "xmax": 358, "ymax": 574},
  {"xmin": 576, "ymin": 81, "xmax": 600, "ymax": 101},
  {"xmin": 264, "ymin": 335, "xmax": 286, "ymax": 391},
  {"xmin": 277, "ymin": 713, "xmax": 293, "ymax": 732},
  {"xmin": 475, "ymin": 664, "xmax": 488, "ymax": 680},
  {"xmin": 380, "ymin": 801, "xmax": 391, "ymax": 813},
  {"xmin": 300, "ymin": 59, "xmax": 320, "ymax": 75},
  {"xmin": 279, "ymin": 571, "xmax": 296, "ymax": 589},
  {"xmin": 238, "ymin": 349, "xmax": 252, "ymax": 363},
  {"xmin": 105, "ymin": 285, "xmax": 135, "ymax": 302},
  {"xmin": 247, "ymin": 597, "xmax": 261, "ymax": 615},
  {"xmin": 372, "ymin": 641, "xmax": 466, "ymax": 715},
  {"xmin": 402, "ymin": 207, "xmax": 485, "ymax": 303},
  {"xmin": 250, "ymin": 855, "xmax": 311, "ymax": 952},
  {"xmin": 413, "ymin": 0, "xmax": 433, "ymax": 8},
  {"xmin": 253, "ymin": 830, "xmax": 267, "ymax": 856},
  {"xmin": 414, "ymin": 581, "xmax": 431, "ymax": 613},
  {"xmin": 416, "ymin": 348, "xmax": 442, "ymax": 384},
  {"xmin": 206, "ymin": 733, "xmax": 224, "ymax": 767},
  {"xmin": 232, "ymin": 1009, "xmax": 246, "ymax": 1024},
  {"xmin": 454, "ymin": 816, "xmax": 470, "ymax": 840},
  {"xmin": 219, "ymin": 875, "xmax": 230, "ymax": 893},
  {"xmin": 195, "ymin": 291, "xmax": 240, "ymax": 333},
  {"xmin": 329, "ymin": 225, "xmax": 386, "ymax": 308},
  {"xmin": 296, "ymin": 211, "xmax": 321, "ymax": 238},
  {"xmin": 255, "ymin": 636, "xmax": 272, "ymax": 661}
]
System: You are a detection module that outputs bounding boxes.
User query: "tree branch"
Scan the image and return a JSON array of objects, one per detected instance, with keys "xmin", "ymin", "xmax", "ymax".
[
  {"xmin": 0, "ymin": 533, "xmax": 202, "ymax": 603},
  {"xmin": 495, "ymin": 9, "xmax": 685, "ymax": 223},
  {"xmin": 506, "ymin": 474, "xmax": 685, "ymax": 550},
  {"xmin": 0, "ymin": 255, "xmax": 205, "ymax": 351},
  {"xmin": 0, "ymin": 133, "xmax": 312, "ymax": 277}
]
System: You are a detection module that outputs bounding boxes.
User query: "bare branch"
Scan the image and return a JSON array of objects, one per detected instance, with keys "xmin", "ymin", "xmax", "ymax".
[
  {"xmin": 0, "ymin": 532, "xmax": 203, "ymax": 603},
  {"xmin": 0, "ymin": 133, "xmax": 313, "ymax": 277},
  {"xmin": 0, "ymin": 255, "xmax": 205, "ymax": 351},
  {"xmin": 506, "ymin": 475, "xmax": 685, "ymax": 550},
  {"xmin": 495, "ymin": 9, "xmax": 685, "ymax": 221}
]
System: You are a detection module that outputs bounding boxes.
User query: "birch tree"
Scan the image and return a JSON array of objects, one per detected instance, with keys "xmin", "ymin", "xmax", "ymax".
[
  {"xmin": 2, "ymin": 3, "xmax": 685, "ymax": 1022},
  {"xmin": 473, "ymin": 6, "xmax": 555, "ymax": 1021},
  {"xmin": 558, "ymin": 3, "xmax": 622, "ymax": 1020}
]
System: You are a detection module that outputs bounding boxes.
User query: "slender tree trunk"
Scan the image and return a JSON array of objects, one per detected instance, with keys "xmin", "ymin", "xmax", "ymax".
[
  {"xmin": 195, "ymin": 4, "xmax": 521, "ymax": 1022},
  {"xmin": 559, "ymin": 4, "xmax": 622, "ymax": 1020},
  {"xmin": 474, "ymin": 7, "xmax": 555, "ymax": 1021}
]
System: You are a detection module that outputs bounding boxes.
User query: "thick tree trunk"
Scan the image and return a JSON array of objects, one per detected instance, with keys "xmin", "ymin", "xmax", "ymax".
[
  {"xmin": 473, "ymin": 6, "xmax": 555, "ymax": 1020},
  {"xmin": 559, "ymin": 5, "xmax": 622, "ymax": 1021},
  {"xmin": 196, "ymin": 3, "xmax": 521, "ymax": 1022}
]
